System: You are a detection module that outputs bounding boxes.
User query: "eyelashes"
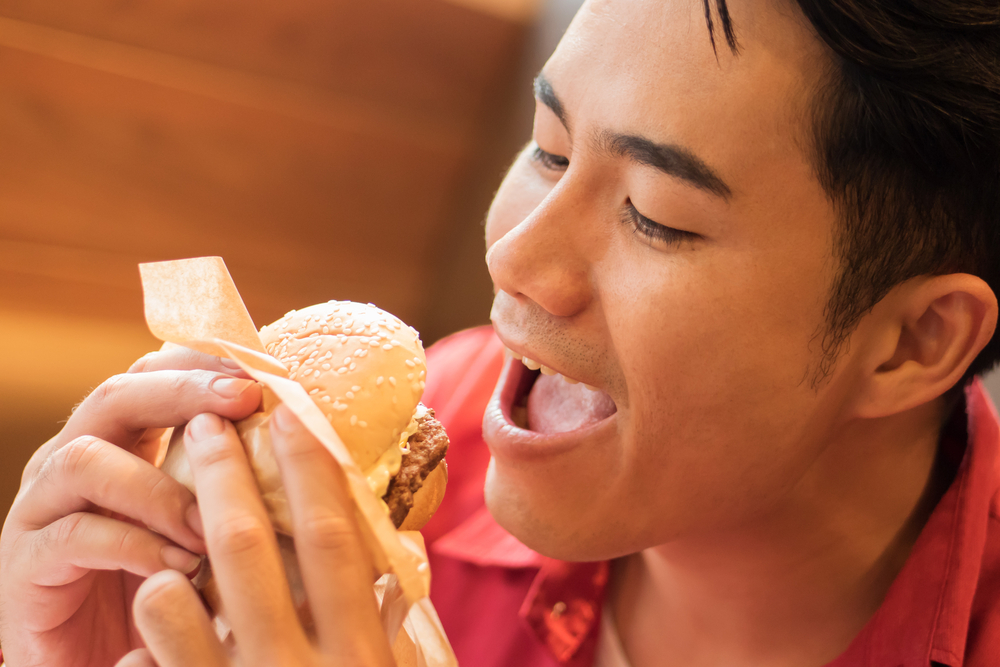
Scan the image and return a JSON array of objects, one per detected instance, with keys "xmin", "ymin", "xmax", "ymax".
[
  {"xmin": 622, "ymin": 199, "xmax": 699, "ymax": 247},
  {"xmin": 530, "ymin": 145, "xmax": 700, "ymax": 248},
  {"xmin": 532, "ymin": 145, "xmax": 569, "ymax": 171}
]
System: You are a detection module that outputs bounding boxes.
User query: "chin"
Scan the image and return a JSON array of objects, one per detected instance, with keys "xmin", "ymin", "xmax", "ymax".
[{"xmin": 480, "ymin": 355, "xmax": 660, "ymax": 561}]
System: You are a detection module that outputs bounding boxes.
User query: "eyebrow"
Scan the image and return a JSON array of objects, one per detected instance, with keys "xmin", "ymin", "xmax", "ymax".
[{"xmin": 532, "ymin": 73, "xmax": 732, "ymax": 200}]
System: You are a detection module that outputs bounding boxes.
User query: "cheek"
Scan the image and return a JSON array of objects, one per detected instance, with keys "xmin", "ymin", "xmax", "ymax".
[
  {"xmin": 606, "ymin": 247, "xmax": 828, "ymax": 462},
  {"xmin": 484, "ymin": 153, "xmax": 554, "ymax": 249}
]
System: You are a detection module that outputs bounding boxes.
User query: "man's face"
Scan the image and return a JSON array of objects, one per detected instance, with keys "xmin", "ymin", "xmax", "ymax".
[{"xmin": 483, "ymin": 0, "xmax": 853, "ymax": 560}]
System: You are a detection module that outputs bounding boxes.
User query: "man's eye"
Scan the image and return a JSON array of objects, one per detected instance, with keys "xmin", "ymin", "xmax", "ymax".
[
  {"xmin": 532, "ymin": 146, "xmax": 570, "ymax": 171},
  {"xmin": 623, "ymin": 199, "xmax": 699, "ymax": 247}
]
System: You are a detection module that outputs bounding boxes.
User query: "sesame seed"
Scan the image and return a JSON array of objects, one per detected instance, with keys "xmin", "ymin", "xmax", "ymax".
[
  {"xmin": 322, "ymin": 326, "xmax": 329, "ymax": 334},
  {"xmin": 405, "ymin": 359, "xmax": 415, "ymax": 368},
  {"xmin": 349, "ymin": 363, "xmax": 357, "ymax": 371},
  {"xmin": 346, "ymin": 391, "xmax": 355, "ymax": 399},
  {"xmin": 419, "ymin": 370, "xmax": 425, "ymax": 379},
  {"xmin": 321, "ymin": 395, "xmax": 331, "ymax": 402},
  {"xmin": 382, "ymin": 344, "xmax": 393, "ymax": 351},
  {"xmin": 389, "ymin": 377, "xmax": 397, "ymax": 386},
  {"xmin": 420, "ymin": 380, "xmax": 426, "ymax": 389},
  {"xmin": 343, "ymin": 357, "xmax": 351, "ymax": 365},
  {"xmin": 352, "ymin": 386, "xmax": 361, "ymax": 392},
  {"xmin": 370, "ymin": 340, "xmax": 380, "ymax": 347},
  {"xmin": 337, "ymin": 367, "xmax": 348, "ymax": 374},
  {"xmin": 376, "ymin": 376, "xmax": 384, "ymax": 386},
  {"xmin": 359, "ymin": 421, "xmax": 367, "ymax": 428},
  {"xmin": 321, "ymin": 363, "xmax": 331, "ymax": 370},
  {"xmin": 407, "ymin": 373, "xmax": 414, "ymax": 381},
  {"xmin": 391, "ymin": 340, "xmax": 400, "ymax": 347},
  {"xmin": 350, "ymin": 415, "xmax": 358, "ymax": 426},
  {"xmin": 335, "ymin": 403, "xmax": 348, "ymax": 411},
  {"xmin": 358, "ymin": 349, "xmax": 368, "ymax": 357},
  {"xmin": 309, "ymin": 388, "xmax": 319, "ymax": 395},
  {"xmin": 313, "ymin": 370, "xmax": 321, "ymax": 378}
]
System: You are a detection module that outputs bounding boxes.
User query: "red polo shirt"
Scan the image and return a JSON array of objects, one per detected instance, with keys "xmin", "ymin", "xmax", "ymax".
[{"xmin": 420, "ymin": 326, "xmax": 1000, "ymax": 667}]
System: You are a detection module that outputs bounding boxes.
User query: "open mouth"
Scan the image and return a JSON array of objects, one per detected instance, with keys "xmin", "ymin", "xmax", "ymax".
[{"xmin": 502, "ymin": 350, "xmax": 618, "ymax": 434}]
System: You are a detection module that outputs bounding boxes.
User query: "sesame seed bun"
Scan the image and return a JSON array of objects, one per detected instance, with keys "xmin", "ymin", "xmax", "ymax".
[{"xmin": 259, "ymin": 301, "xmax": 427, "ymax": 473}]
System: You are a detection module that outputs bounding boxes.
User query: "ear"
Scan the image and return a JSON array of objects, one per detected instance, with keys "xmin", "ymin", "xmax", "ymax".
[{"xmin": 851, "ymin": 274, "xmax": 998, "ymax": 419}]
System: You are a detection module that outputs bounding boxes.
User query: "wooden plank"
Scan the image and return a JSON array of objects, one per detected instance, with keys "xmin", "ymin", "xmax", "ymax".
[
  {"xmin": 0, "ymin": 46, "xmax": 465, "ymax": 324},
  {"xmin": 0, "ymin": 1, "xmax": 521, "ymax": 127},
  {"xmin": 0, "ymin": 16, "xmax": 465, "ymax": 155}
]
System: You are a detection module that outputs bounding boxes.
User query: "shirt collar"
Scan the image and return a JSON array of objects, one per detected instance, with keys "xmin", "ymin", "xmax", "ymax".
[{"xmin": 828, "ymin": 379, "xmax": 1000, "ymax": 667}]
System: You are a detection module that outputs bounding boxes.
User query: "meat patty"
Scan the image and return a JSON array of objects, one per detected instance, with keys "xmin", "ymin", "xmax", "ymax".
[{"xmin": 382, "ymin": 408, "xmax": 449, "ymax": 528}]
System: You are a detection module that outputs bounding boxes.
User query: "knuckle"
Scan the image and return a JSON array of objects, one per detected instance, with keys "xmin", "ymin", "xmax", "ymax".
[
  {"xmin": 36, "ymin": 436, "xmax": 105, "ymax": 489},
  {"xmin": 299, "ymin": 510, "xmax": 358, "ymax": 554},
  {"xmin": 89, "ymin": 373, "xmax": 131, "ymax": 409},
  {"xmin": 164, "ymin": 372, "xmax": 190, "ymax": 396},
  {"xmin": 212, "ymin": 514, "xmax": 271, "ymax": 558},
  {"xmin": 186, "ymin": 433, "xmax": 239, "ymax": 469},
  {"xmin": 145, "ymin": 472, "xmax": 181, "ymax": 509},
  {"xmin": 57, "ymin": 437, "xmax": 108, "ymax": 483},
  {"xmin": 35, "ymin": 513, "xmax": 88, "ymax": 559},
  {"xmin": 127, "ymin": 352, "xmax": 158, "ymax": 374}
]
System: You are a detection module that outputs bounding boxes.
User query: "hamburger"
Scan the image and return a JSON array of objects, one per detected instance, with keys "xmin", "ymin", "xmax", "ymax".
[{"xmin": 160, "ymin": 301, "xmax": 449, "ymax": 626}]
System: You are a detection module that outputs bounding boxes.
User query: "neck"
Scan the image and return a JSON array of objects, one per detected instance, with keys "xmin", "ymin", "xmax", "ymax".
[{"xmin": 613, "ymin": 398, "xmax": 956, "ymax": 667}]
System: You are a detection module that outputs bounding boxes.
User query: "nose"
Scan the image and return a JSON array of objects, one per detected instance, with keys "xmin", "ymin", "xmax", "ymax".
[{"xmin": 486, "ymin": 180, "xmax": 594, "ymax": 319}]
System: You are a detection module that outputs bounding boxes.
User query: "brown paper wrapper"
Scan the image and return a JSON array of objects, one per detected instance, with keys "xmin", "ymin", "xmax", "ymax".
[{"xmin": 140, "ymin": 256, "xmax": 457, "ymax": 666}]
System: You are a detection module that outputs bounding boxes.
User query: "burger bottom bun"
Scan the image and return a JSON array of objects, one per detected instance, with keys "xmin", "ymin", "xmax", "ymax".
[{"xmin": 398, "ymin": 461, "xmax": 447, "ymax": 532}]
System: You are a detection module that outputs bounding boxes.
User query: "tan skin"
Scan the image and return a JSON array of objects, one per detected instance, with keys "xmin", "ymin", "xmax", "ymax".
[{"xmin": 0, "ymin": 0, "xmax": 996, "ymax": 665}]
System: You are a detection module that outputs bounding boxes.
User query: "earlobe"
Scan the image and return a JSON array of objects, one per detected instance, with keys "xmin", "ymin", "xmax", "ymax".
[{"xmin": 855, "ymin": 274, "xmax": 998, "ymax": 419}]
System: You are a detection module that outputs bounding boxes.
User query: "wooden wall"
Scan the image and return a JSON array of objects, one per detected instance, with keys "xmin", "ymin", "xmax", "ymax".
[{"xmin": 0, "ymin": 1, "xmax": 534, "ymax": 522}]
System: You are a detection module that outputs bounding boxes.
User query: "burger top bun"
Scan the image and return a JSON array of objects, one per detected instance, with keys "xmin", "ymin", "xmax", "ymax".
[{"xmin": 260, "ymin": 301, "xmax": 426, "ymax": 473}]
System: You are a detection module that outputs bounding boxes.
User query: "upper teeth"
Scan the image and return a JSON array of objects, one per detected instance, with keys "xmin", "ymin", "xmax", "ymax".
[{"xmin": 507, "ymin": 348, "xmax": 591, "ymax": 389}]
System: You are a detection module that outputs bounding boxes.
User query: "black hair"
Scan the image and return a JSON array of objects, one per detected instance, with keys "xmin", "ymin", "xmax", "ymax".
[{"xmin": 705, "ymin": 0, "xmax": 1000, "ymax": 382}]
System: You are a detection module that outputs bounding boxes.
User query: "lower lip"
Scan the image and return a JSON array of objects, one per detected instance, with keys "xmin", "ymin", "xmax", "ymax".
[{"xmin": 482, "ymin": 356, "xmax": 618, "ymax": 462}]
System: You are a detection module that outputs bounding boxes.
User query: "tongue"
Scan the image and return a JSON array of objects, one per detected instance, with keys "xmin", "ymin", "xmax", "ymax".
[{"xmin": 526, "ymin": 374, "xmax": 617, "ymax": 434}]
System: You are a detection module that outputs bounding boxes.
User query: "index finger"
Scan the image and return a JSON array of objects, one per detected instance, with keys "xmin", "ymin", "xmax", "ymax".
[
  {"xmin": 128, "ymin": 346, "xmax": 252, "ymax": 378},
  {"xmin": 184, "ymin": 412, "xmax": 307, "ymax": 663},
  {"xmin": 269, "ymin": 404, "xmax": 394, "ymax": 664}
]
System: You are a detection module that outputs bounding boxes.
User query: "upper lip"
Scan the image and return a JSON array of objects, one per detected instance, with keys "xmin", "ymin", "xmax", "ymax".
[
  {"xmin": 493, "ymin": 332, "xmax": 598, "ymax": 389},
  {"xmin": 495, "ymin": 334, "xmax": 567, "ymax": 376}
]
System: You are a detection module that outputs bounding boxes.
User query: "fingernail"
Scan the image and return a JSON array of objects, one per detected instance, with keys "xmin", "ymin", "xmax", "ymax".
[
  {"xmin": 161, "ymin": 545, "xmax": 201, "ymax": 574},
  {"xmin": 270, "ymin": 404, "xmax": 294, "ymax": 433},
  {"xmin": 211, "ymin": 377, "xmax": 254, "ymax": 398},
  {"xmin": 187, "ymin": 413, "xmax": 225, "ymax": 440},
  {"xmin": 219, "ymin": 356, "xmax": 243, "ymax": 370},
  {"xmin": 186, "ymin": 504, "xmax": 204, "ymax": 540}
]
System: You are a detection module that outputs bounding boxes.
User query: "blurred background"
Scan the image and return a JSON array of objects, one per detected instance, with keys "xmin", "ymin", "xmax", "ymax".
[
  {"xmin": 0, "ymin": 0, "xmax": 587, "ymax": 522},
  {"xmin": 0, "ymin": 0, "xmax": 998, "ymax": 527}
]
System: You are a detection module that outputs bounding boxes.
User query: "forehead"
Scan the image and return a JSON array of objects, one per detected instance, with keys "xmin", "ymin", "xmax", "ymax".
[{"xmin": 544, "ymin": 0, "xmax": 827, "ymax": 193}]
